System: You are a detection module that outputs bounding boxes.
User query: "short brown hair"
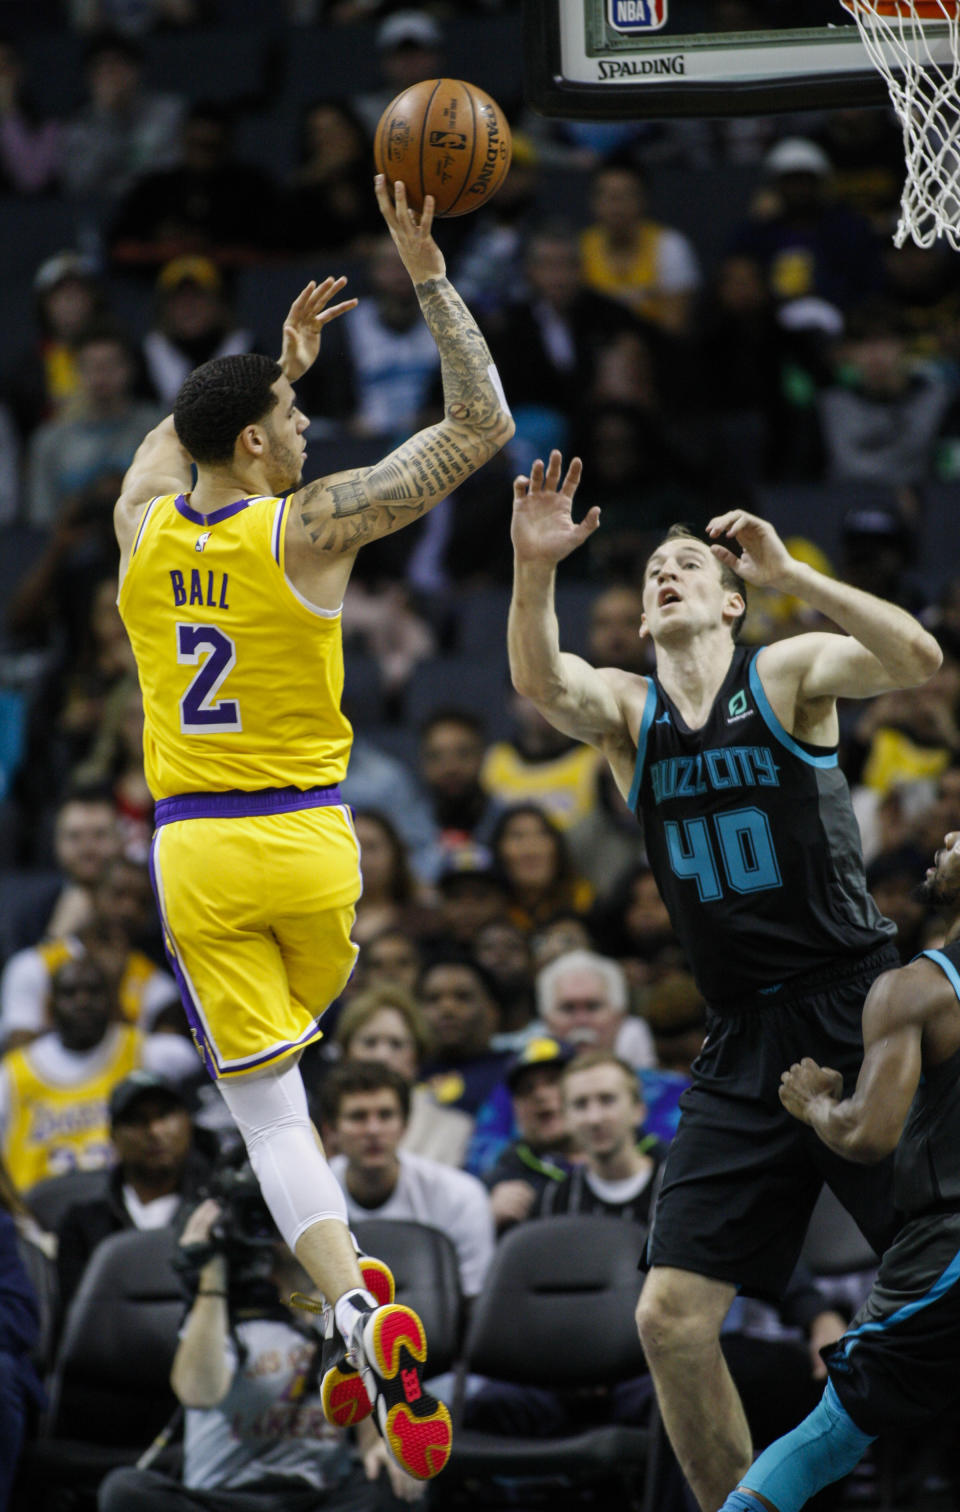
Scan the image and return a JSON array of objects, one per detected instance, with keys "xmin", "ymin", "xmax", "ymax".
[
  {"xmin": 319, "ymin": 1060, "xmax": 411, "ymax": 1126},
  {"xmin": 648, "ymin": 523, "xmax": 747, "ymax": 641},
  {"xmin": 562, "ymin": 1049, "xmax": 641, "ymax": 1101},
  {"xmin": 335, "ymin": 985, "xmax": 433, "ymax": 1063}
]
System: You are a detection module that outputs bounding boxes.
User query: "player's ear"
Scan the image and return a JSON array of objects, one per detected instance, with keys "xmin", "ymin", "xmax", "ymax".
[
  {"xmin": 239, "ymin": 423, "xmax": 266, "ymax": 459},
  {"xmin": 639, "ymin": 613, "xmax": 649, "ymax": 641}
]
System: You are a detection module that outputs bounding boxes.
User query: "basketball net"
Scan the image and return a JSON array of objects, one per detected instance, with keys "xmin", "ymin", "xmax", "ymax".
[{"xmin": 842, "ymin": 0, "xmax": 960, "ymax": 247}]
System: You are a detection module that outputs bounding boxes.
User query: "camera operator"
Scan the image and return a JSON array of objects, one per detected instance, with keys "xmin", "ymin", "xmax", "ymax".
[{"xmin": 98, "ymin": 1167, "xmax": 424, "ymax": 1512}]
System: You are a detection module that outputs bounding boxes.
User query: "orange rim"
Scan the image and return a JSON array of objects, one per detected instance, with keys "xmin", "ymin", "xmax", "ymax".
[{"xmin": 844, "ymin": 0, "xmax": 958, "ymax": 16}]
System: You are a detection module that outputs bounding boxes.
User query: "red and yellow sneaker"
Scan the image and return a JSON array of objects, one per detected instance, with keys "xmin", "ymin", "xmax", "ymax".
[
  {"xmin": 357, "ymin": 1304, "xmax": 453, "ymax": 1480},
  {"xmin": 315, "ymin": 1257, "xmax": 396, "ymax": 1429}
]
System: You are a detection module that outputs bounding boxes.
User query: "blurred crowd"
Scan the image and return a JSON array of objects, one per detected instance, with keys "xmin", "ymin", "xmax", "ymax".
[{"xmin": 1, "ymin": 1, "xmax": 960, "ymax": 1509}]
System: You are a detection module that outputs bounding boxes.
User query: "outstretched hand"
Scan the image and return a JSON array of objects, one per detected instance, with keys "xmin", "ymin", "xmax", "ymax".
[
  {"xmin": 706, "ymin": 509, "xmax": 797, "ymax": 591},
  {"xmin": 374, "ymin": 174, "xmax": 446, "ymax": 284},
  {"xmin": 280, "ymin": 277, "xmax": 358, "ymax": 383},
  {"xmin": 511, "ymin": 450, "xmax": 599, "ymax": 567}
]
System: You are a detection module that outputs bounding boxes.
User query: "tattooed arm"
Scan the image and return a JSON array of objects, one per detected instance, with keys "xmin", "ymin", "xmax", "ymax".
[{"xmin": 287, "ymin": 178, "xmax": 514, "ymax": 576}]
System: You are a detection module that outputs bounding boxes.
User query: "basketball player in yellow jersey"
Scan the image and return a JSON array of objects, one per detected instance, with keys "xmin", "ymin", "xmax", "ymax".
[{"xmin": 113, "ymin": 176, "xmax": 514, "ymax": 1483}]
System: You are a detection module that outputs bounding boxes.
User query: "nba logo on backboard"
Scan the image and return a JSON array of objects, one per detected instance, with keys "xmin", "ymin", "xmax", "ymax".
[{"xmin": 607, "ymin": 0, "xmax": 667, "ymax": 32}]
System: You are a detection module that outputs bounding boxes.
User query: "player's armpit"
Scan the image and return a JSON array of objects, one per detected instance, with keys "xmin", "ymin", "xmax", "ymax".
[{"xmin": 293, "ymin": 416, "xmax": 506, "ymax": 555}]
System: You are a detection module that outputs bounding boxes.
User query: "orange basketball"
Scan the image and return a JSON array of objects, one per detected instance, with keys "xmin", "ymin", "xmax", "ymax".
[{"xmin": 374, "ymin": 78, "xmax": 512, "ymax": 218}]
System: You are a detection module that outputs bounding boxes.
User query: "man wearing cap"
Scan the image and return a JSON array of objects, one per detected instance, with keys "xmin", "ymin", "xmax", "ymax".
[
  {"xmin": 352, "ymin": 10, "xmax": 444, "ymax": 139},
  {"xmin": 430, "ymin": 845, "xmax": 508, "ymax": 948},
  {"xmin": 142, "ymin": 258, "xmax": 258, "ymax": 408},
  {"xmin": 55, "ymin": 1070, "xmax": 216, "ymax": 1326},
  {"xmin": 482, "ymin": 1036, "xmax": 575, "ymax": 1232},
  {"xmin": 732, "ymin": 136, "xmax": 882, "ymax": 315}
]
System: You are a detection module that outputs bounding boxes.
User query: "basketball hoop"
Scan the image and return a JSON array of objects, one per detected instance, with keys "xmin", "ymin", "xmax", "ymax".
[{"xmin": 842, "ymin": 0, "xmax": 960, "ymax": 247}]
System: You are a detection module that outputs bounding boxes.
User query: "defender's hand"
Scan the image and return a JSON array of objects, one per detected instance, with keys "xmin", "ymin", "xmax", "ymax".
[
  {"xmin": 374, "ymin": 175, "xmax": 445, "ymax": 283},
  {"xmin": 511, "ymin": 450, "xmax": 598, "ymax": 566},
  {"xmin": 706, "ymin": 509, "xmax": 797, "ymax": 591},
  {"xmin": 179, "ymin": 1198, "xmax": 222, "ymax": 1247},
  {"xmin": 280, "ymin": 277, "xmax": 358, "ymax": 382},
  {"xmin": 779, "ymin": 1058, "xmax": 844, "ymax": 1122}
]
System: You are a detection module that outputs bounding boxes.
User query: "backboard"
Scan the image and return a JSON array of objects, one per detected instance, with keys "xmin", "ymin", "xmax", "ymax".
[{"xmin": 523, "ymin": 0, "xmax": 956, "ymax": 117}]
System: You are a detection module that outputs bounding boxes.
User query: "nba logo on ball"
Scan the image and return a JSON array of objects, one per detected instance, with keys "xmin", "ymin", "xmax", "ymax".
[{"xmin": 608, "ymin": 0, "xmax": 667, "ymax": 31}]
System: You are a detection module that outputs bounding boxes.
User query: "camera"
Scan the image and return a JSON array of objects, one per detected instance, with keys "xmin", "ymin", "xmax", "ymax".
[{"xmin": 176, "ymin": 1159, "xmax": 281, "ymax": 1295}]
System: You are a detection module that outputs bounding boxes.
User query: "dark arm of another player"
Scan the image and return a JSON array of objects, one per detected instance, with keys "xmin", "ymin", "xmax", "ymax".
[{"xmin": 779, "ymin": 966, "xmax": 925, "ymax": 1163}]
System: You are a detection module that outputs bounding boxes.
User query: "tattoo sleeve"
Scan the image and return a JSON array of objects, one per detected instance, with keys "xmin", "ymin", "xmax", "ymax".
[{"xmin": 297, "ymin": 276, "xmax": 513, "ymax": 554}]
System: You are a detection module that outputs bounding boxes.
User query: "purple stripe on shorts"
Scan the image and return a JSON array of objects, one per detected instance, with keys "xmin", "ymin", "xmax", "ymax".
[
  {"xmin": 272, "ymin": 496, "xmax": 288, "ymax": 565},
  {"xmin": 175, "ymin": 493, "xmax": 256, "ymax": 527},
  {"xmin": 147, "ymin": 831, "xmax": 217, "ymax": 1079},
  {"xmin": 154, "ymin": 785, "xmax": 342, "ymax": 825}
]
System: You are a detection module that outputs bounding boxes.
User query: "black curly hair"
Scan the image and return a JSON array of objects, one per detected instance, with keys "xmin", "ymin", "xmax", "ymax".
[{"xmin": 173, "ymin": 353, "xmax": 283, "ymax": 465}]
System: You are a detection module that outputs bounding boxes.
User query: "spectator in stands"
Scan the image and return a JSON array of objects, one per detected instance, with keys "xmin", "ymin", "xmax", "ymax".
[
  {"xmin": 864, "ymin": 844, "xmax": 930, "ymax": 964},
  {"xmin": 283, "ymin": 97, "xmax": 381, "ymax": 257},
  {"xmin": 451, "ymin": 132, "xmax": 542, "ymax": 319},
  {"xmin": 70, "ymin": 673, "xmax": 152, "ymax": 860},
  {"xmin": 0, "ymin": 1172, "xmax": 45, "ymax": 1509},
  {"xmin": 3, "ymin": 788, "xmax": 121, "ymax": 951},
  {"xmin": 484, "ymin": 222, "xmax": 659, "ymax": 470},
  {"xmin": 323, "ymin": 1060, "xmax": 494, "ymax": 1301},
  {"xmin": 98, "ymin": 1183, "xmax": 400, "ymax": 1512},
  {"xmin": 417, "ymin": 949, "xmax": 511, "ymax": 1107},
  {"xmin": 637, "ymin": 970, "xmax": 705, "ymax": 1143},
  {"xmin": 0, "ymin": 35, "xmax": 60, "ymax": 196},
  {"xmin": 536, "ymin": 1050, "xmax": 665, "ymax": 1220},
  {"xmin": 350, "ymin": 809, "xmax": 434, "ymax": 947},
  {"xmin": 108, "ymin": 100, "xmax": 280, "ymax": 269},
  {"xmin": 732, "ymin": 135, "xmax": 882, "ymax": 317},
  {"xmin": 358, "ymin": 927, "xmax": 422, "ymax": 996},
  {"xmin": 579, "ymin": 157, "xmax": 701, "ymax": 335},
  {"xmin": 342, "ymin": 580, "xmax": 436, "ymax": 708},
  {"xmin": 25, "ymin": 322, "xmax": 163, "ymax": 527},
  {"xmin": 490, "ymin": 803, "xmax": 594, "ymax": 935},
  {"xmin": 848, "ymin": 645, "xmax": 960, "ymax": 796},
  {"xmin": 1, "ymin": 854, "xmax": 179, "ymax": 1051},
  {"xmin": 429, "ymin": 846, "xmax": 508, "ymax": 951},
  {"xmin": 483, "ymin": 1036, "xmax": 574, "ymax": 1232},
  {"xmin": 60, "ymin": 30, "xmax": 183, "ymax": 202},
  {"xmin": 340, "ymin": 732, "xmax": 437, "ymax": 886},
  {"xmin": 337, "ymin": 233, "xmax": 441, "ymax": 439},
  {"xmin": 140, "ymin": 256, "xmax": 258, "ymax": 408},
  {"xmin": 0, "ymin": 403, "xmax": 17, "ymax": 526},
  {"xmin": 417, "ymin": 709, "xmax": 507, "ymax": 865},
  {"xmin": 535, "ymin": 948, "xmax": 656, "ymax": 1073},
  {"xmin": 8, "ymin": 251, "xmax": 107, "ymax": 441},
  {"xmin": 42, "ymin": 576, "xmax": 138, "ymax": 786},
  {"xmin": 55, "ymin": 1068, "xmax": 216, "ymax": 1323},
  {"xmin": 334, "ymin": 983, "xmax": 472, "ymax": 1166},
  {"xmin": 0, "ymin": 953, "xmax": 197, "ymax": 1190},
  {"xmin": 818, "ymin": 300, "xmax": 951, "ymax": 488},
  {"xmin": 67, "ymin": 0, "xmax": 212, "ymax": 34},
  {"xmin": 529, "ymin": 912, "xmax": 593, "ymax": 972},
  {"xmin": 472, "ymin": 916, "xmax": 537, "ymax": 1049},
  {"xmin": 483, "ymin": 695, "xmax": 602, "ymax": 833},
  {"xmin": 589, "ymin": 861, "xmax": 683, "ymax": 986},
  {"xmin": 351, "ymin": 9, "xmax": 445, "ymax": 139}
]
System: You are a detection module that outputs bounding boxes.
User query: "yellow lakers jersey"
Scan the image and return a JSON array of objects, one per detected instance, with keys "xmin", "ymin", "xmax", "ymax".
[
  {"xmin": 118, "ymin": 493, "xmax": 352, "ymax": 799},
  {"xmin": 3, "ymin": 1025, "xmax": 143, "ymax": 1188},
  {"xmin": 482, "ymin": 741, "xmax": 602, "ymax": 830}
]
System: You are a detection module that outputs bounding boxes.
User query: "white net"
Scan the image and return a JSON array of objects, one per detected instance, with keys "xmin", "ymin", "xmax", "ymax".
[{"xmin": 842, "ymin": 0, "xmax": 960, "ymax": 247}]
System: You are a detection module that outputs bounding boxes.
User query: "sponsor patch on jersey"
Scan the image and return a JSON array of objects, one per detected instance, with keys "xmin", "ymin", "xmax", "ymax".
[{"xmin": 727, "ymin": 690, "xmax": 753, "ymax": 723}]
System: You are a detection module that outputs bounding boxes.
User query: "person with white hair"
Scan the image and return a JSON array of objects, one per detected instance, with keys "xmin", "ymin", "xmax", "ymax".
[{"xmin": 535, "ymin": 947, "xmax": 656, "ymax": 1070}]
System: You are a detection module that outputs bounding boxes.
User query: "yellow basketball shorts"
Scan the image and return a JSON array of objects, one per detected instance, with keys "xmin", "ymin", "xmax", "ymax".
[{"xmin": 149, "ymin": 803, "xmax": 360, "ymax": 1078}]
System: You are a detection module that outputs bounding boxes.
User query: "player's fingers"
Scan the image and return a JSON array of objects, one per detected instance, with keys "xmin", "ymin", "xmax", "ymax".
[
  {"xmin": 314, "ymin": 275, "xmax": 348, "ymax": 308},
  {"xmin": 512, "ymin": 475, "xmax": 530, "ymax": 501},
  {"xmin": 710, "ymin": 544, "xmax": 741, "ymax": 572},
  {"xmin": 544, "ymin": 449, "xmax": 563, "ymax": 490},
  {"xmin": 318, "ymin": 297, "xmax": 359, "ymax": 325},
  {"xmin": 419, "ymin": 194, "xmax": 435, "ymax": 238},
  {"xmin": 562, "ymin": 456, "xmax": 583, "ymax": 496},
  {"xmin": 528, "ymin": 458, "xmax": 545, "ymax": 492},
  {"xmin": 575, "ymin": 505, "xmax": 601, "ymax": 539},
  {"xmin": 373, "ymin": 173, "xmax": 395, "ymax": 218},
  {"xmin": 394, "ymin": 179, "xmax": 414, "ymax": 226}
]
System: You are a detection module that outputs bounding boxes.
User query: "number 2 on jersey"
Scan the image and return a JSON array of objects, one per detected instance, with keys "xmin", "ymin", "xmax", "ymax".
[
  {"xmin": 177, "ymin": 623, "xmax": 242, "ymax": 733},
  {"xmin": 665, "ymin": 806, "xmax": 781, "ymax": 901}
]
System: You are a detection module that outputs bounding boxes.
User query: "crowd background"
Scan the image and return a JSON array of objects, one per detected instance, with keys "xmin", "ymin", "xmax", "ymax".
[{"xmin": 1, "ymin": 0, "xmax": 960, "ymax": 1508}]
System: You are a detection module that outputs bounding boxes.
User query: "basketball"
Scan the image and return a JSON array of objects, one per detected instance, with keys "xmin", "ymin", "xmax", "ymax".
[{"xmin": 374, "ymin": 79, "xmax": 512, "ymax": 218}]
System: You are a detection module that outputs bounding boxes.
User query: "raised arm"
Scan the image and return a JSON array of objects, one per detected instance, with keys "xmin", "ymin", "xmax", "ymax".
[
  {"xmin": 778, "ymin": 964, "xmax": 928, "ymax": 1163},
  {"xmin": 707, "ymin": 509, "xmax": 942, "ymax": 706},
  {"xmin": 508, "ymin": 451, "xmax": 640, "ymax": 785},
  {"xmin": 114, "ymin": 415, "xmax": 194, "ymax": 575},
  {"xmin": 289, "ymin": 178, "xmax": 514, "ymax": 561}
]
